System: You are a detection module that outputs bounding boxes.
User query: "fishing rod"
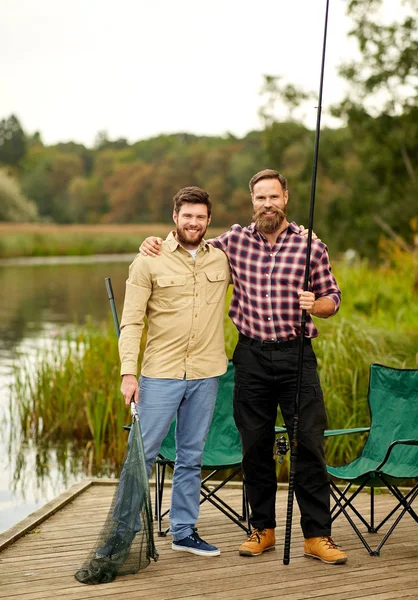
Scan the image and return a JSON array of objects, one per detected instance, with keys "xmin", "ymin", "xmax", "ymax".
[
  {"xmin": 283, "ymin": 0, "xmax": 330, "ymax": 565},
  {"xmin": 105, "ymin": 277, "xmax": 138, "ymax": 421}
]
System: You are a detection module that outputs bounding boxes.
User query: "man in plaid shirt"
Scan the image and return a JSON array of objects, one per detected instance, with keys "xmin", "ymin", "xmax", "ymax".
[
  {"xmin": 140, "ymin": 169, "xmax": 347, "ymax": 565},
  {"xmin": 210, "ymin": 169, "xmax": 346, "ymax": 564}
]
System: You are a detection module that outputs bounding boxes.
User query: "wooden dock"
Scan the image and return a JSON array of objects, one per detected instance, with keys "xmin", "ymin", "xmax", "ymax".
[{"xmin": 1, "ymin": 480, "xmax": 417, "ymax": 600}]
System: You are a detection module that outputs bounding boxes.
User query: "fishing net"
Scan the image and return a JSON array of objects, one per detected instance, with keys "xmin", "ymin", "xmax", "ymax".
[{"xmin": 75, "ymin": 412, "xmax": 159, "ymax": 584}]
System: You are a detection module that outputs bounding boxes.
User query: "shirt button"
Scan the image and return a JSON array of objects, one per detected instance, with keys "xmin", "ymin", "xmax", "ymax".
[
  {"xmin": 191, "ymin": 335, "xmax": 195, "ymax": 339},
  {"xmin": 266, "ymin": 294, "xmax": 269, "ymax": 297},
  {"xmin": 265, "ymin": 273, "xmax": 269, "ymax": 276},
  {"xmin": 270, "ymin": 253, "xmax": 274, "ymax": 257},
  {"xmin": 170, "ymin": 280, "xmax": 174, "ymax": 284},
  {"xmin": 195, "ymin": 314, "xmax": 198, "ymax": 317},
  {"xmin": 267, "ymin": 317, "xmax": 271, "ymax": 321},
  {"xmin": 196, "ymin": 293, "xmax": 199, "ymax": 297}
]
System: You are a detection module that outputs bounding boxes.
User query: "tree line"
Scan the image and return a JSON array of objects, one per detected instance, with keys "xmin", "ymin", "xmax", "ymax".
[{"xmin": 0, "ymin": 0, "xmax": 416, "ymax": 258}]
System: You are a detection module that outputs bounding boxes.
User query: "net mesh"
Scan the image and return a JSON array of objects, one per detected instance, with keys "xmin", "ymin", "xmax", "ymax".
[{"xmin": 75, "ymin": 417, "xmax": 159, "ymax": 584}]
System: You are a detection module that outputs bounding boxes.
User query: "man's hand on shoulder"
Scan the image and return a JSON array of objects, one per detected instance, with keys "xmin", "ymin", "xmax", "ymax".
[
  {"xmin": 139, "ymin": 237, "xmax": 163, "ymax": 256},
  {"xmin": 298, "ymin": 225, "xmax": 321, "ymax": 243}
]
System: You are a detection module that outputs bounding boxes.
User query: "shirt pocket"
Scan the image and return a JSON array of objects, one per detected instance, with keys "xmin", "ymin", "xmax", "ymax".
[
  {"xmin": 277, "ymin": 267, "xmax": 305, "ymax": 291},
  {"xmin": 155, "ymin": 275, "xmax": 187, "ymax": 308},
  {"xmin": 204, "ymin": 270, "xmax": 227, "ymax": 304}
]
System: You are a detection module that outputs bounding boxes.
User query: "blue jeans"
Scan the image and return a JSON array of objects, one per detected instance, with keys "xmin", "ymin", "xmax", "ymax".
[{"xmin": 138, "ymin": 375, "xmax": 219, "ymax": 541}]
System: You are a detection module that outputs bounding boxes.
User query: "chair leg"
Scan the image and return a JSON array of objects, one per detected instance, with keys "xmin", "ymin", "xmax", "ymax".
[
  {"xmin": 155, "ymin": 461, "xmax": 163, "ymax": 536},
  {"xmin": 243, "ymin": 482, "xmax": 251, "ymax": 533},
  {"xmin": 329, "ymin": 482, "xmax": 375, "ymax": 555},
  {"xmin": 373, "ymin": 485, "xmax": 418, "ymax": 554},
  {"xmin": 331, "ymin": 476, "xmax": 418, "ymax": 556},
  {"xmin": 330, "ymin": 480, "xmax": 372, "ymax": 531},
  {"xmin": 241, "ymin": 483, "xmax": 247, "ymax": 521},
  {"xmin": 155, "ymin": 461, "xmax": 171, "ymax": 537},
  {"xmin": 154, "ymin": 465, "xmax": 159, "ymax": 521},
  {"xmin": 370, "ymin": 486, "xmax": 376, "ymax": 532},
  {"xmin": 199, "ymin": 468, "xmax": 251, "ymax": 534},
  {"xmin": 374, "ymin": 479, "xmax": 418, "ymax": 531}
]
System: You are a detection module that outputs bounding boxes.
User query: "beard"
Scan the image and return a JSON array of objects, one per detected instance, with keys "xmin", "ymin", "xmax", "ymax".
[
  {"xmin": 176, "ymin": 224, "xmax": 207, "ymax": 248},
  {"xmin": 253, "ymin": 206, "xmax": 286, "ymax": 234}
]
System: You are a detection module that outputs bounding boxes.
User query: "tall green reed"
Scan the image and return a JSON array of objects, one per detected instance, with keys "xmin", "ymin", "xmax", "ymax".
[
  {"xmin": 11, "ymin": 258, "xmax": 418, "ymax": 480},
  {"xmin": 12, "ymin": 320, "xmax": 132, "ymax": 473}
]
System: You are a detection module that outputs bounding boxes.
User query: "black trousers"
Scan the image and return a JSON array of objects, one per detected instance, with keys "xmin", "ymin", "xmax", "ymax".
[{"xmin": 232, "ymin": 336, "xmax": 331, "ymax": 538}]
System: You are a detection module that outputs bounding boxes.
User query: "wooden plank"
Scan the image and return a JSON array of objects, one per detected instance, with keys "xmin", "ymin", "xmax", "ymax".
[
  {"xmin": 0, "ymin": 483, "xmax": 417, "ymax": 600},
  {"xmin": 0, "ymin": 480, "xmax": 93, "ymax": 552}
]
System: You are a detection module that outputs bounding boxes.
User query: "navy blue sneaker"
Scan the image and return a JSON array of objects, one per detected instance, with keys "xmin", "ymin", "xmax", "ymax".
[{"xmin": 172, "ymin": 531, "xmax": 220, "ymax": 556}]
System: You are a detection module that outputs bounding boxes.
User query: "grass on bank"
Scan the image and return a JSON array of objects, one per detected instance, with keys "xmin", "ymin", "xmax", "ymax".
[
  {"xmin": 0, "ymin": 223, "xmax": 226, "ymax": 258},
  {"xmin": 10, "ymin": 247, "xmax": 418, "ymax": 478},
  {"xmin": 12, "ymin": 314, "xmax": 418, "ymax": 478}
]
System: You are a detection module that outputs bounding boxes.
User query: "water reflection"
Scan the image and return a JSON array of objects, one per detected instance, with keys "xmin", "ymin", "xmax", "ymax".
[{"xmin": 0, "ymin": 256, "xmax": 134, "ymax": 533}]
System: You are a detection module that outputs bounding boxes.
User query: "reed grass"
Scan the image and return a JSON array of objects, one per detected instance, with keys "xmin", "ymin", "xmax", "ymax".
[
  {"xmin": 11, "ymin": 257, "xmax": 418, "ymax": 480},
  {"xmin": 12, "ymin": 322, "xmax": 129, "ymax": 473},
  {"xmin": 0, "ymin": 223, "xmax": 227, "ymax": 258},
  {"xmin": 334, "ymin": 255, "xmax": 418, "ymax": 332}
]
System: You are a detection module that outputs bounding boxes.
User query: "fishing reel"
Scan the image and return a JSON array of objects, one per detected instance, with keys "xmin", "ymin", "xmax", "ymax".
[{"xmin": 275, "ymin": 434, "xmax": 289, "ymax": 464}]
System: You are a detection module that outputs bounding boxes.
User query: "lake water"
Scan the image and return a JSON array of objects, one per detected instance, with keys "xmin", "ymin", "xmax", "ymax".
[{"xmin": 0, "ymin": 255, "xmax": 136, "ymax": 533}]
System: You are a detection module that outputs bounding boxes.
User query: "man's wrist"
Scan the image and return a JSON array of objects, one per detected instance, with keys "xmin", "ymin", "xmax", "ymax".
[{"xmin": 120, "ymin": 361, "xmax": 138, "ymax": 377}]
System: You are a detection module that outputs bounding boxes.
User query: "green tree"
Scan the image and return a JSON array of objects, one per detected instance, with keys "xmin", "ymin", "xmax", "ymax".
[
  {"xmin": 259, "ymin": 76, "xmax": 314, "ymax": 125},
  {"xmin": 331, "ymin": 0, "xmax": 418, "ymax": 254},
  {"xmin": 94, "ymin": 130, "xmax": 129, "ymax": 151},
  {"xmin": 258, "ymin": 0, "xmax": 418, "ymax": 256},
  {"xmin": 22, "ymin": 152, "xmax": 84, "ymax": 222},
  {"xmin": 0, "ymin": 115, "xmax": 27, "ymax": 166},
  {"xmin": 0, "ymin": 169, "xmax": 38, "ymax": 221}
]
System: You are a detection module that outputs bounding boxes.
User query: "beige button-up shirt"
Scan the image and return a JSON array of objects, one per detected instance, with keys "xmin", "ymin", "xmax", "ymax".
[{"xmin": 119, "ymin": 232, "xmax": 231, "ymax": 379}]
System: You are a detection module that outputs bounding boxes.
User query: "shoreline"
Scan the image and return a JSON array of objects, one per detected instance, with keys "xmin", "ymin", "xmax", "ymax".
[{"xmin": 0, "ymin": 253, "xmax": 137, "ymax": 267}]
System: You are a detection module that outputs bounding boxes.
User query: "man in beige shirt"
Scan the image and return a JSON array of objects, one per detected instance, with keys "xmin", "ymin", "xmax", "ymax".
[{"xmin": 119, "ymin": 186, "xmax": 230, "ymax": 557}]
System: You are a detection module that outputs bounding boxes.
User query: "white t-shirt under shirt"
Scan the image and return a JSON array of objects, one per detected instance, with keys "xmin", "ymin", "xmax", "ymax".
[{"xmin": 187, "ymin": 248, "xmax": 198, "ymax": 261}]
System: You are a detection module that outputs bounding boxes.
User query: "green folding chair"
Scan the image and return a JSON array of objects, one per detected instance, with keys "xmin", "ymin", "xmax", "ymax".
[
  {"xmin": 327, "ymin": 363, "xmax": 418, "ymax": 555},
  {"xmin": 155, "ymin": 362, "xmax": 250, "ymax": 536}
]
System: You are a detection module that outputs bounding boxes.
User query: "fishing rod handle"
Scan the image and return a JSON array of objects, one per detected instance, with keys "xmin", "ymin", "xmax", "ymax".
[
  {"xmin": 105, "ymin": 277, "xmax": 121, "ymax": 338},
  {"xmin": 283, "ymin": 469, "xmax": 296, "ymax": 565},
  {"xmin": 105, "ymin": 276, "xmax": 114, "ymax": 300},
  {"xmin": 131, "ymin": 401, "xmax": 139, "ymax": 422}
]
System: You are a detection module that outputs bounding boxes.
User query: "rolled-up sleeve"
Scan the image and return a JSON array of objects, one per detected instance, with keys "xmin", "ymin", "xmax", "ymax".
[
  {"xmin": 119, "ymin": 257, "xmax": 152, "ymax": 376},
  {"xmin": 311, "ymin": 246, "xmax": 341, "ymax": 314}
]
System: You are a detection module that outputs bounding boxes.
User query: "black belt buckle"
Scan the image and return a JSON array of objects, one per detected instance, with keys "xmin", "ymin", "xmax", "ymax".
[{"xmin": 261, "ymin": 340, "xmax": 281, "ymax": 351}]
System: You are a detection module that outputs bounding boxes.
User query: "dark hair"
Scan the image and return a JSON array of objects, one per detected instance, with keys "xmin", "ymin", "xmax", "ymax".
[
  {"xmin": 249, "ymin": 169, "xmax": 287, "ymax": 193},
  {"xmin": 173, "ymin": 186, "xmax": 212, "ymax": 218}
]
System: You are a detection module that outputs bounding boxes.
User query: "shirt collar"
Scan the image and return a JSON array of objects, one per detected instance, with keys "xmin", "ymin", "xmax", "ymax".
[
  {"xmin": 248, "ymin": 220, "xmax": 300, "ymax": 242},
  {"xmin": 165, "ymin": 231, "xmax": 209, "ymax": 253}
]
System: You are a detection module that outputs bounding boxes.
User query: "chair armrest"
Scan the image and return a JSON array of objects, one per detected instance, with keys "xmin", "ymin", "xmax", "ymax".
[
  {"xmin": 324, "ymin": 427, "xmax": 370, "ymax": 437},
  {"xmin": 376, "ymin": 439, "xmax": 418, "ymax": 471},
  {"xmin": 274, "ymin": 426, "xmax": 370, "ymax": 437}
]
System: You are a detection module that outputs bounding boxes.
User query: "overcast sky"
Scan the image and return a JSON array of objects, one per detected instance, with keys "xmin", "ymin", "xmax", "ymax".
[{"xmin": 0, "ymin": 0, "xmax": 398, "ymax": 147}]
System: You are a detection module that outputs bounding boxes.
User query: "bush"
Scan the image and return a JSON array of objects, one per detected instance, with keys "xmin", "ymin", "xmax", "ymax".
[{"xmin": 0, "ymin": 169, "xmax": 38, "ymax": 222}]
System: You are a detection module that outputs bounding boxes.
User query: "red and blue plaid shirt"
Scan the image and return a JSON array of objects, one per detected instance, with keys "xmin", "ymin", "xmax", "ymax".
[{"xmin": 208, "ymin": 221, "xmax": 341, "ymax": 341}]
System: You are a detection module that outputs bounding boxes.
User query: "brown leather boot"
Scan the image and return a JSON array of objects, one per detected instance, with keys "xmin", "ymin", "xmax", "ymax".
[
  {"xmin": 239, "ymin": 528, "xmax": 276, "ymax": 556},
  {"xmin": 304, "ymin": 536, "xmax": 347, "ymax": 564}
]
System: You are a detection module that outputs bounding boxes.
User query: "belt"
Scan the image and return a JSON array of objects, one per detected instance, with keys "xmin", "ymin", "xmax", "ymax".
[{"xmin": 238, "ymin": 333, "xmax": 311, "ymax": 351}]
